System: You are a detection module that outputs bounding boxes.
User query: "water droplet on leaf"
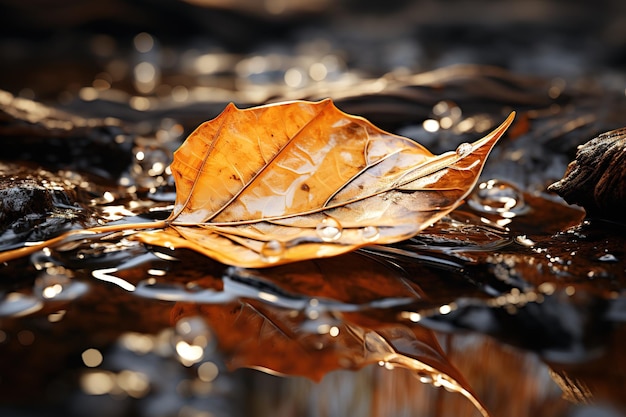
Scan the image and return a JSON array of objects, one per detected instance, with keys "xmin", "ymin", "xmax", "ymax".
[
  {"xmin": 316, "ymin": 217, "xmax": 343, "ymax": 242},
  {"xmin": 416, "ymin": 371, "xmax": 434, "ymax": 384},
  {"xmin": 455, "ymin": 142, "xmax": 473, "ymax": 157},
  {"xmin": 260, "ymin": 240, "xmax": 285, "ymax": 263},
  {"xmin": 360, "ymin": 225, "xmax": 380, "ymax": 242}
]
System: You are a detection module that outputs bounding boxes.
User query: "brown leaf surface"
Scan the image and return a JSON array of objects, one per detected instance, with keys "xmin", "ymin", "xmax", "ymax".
[{"xmin": 137, "ymin": 99, "xmax": 514, "ymax": 267}]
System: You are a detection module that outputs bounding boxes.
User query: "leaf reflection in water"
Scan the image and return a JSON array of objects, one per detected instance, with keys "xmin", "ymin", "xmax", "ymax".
[
  {"xmin": 123, "ymin": 251, "xmax": 484, "ymax": 416},
  {"xmin": 171, "ymin": 300, "xmax": 489, "ymax": 417},
  {"xmin": 78, "ymin": 243, "xmax": 491, "ymax": 415}
]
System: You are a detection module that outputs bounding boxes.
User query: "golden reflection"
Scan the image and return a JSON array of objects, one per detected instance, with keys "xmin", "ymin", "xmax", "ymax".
[
  {"xmin": 92, "ymin": 78, "xmax": 110, "ymax": 91},
  {"xmin": 516, "ymin": 235, "xmax": 536, "ymax": 247},
  {"xmin": 47, "ymin": 309, "xmax": 66, "ymax": 323},
  {"xmin": 100, "ymin": 206, "xmax": 136, "ymax": 221},
  {"xmin": 130, "ymin": 96, "xmax": 151, "ymax": 111},
  {"xmin": 538, "ymin": 282, "xmax": 556, "ymax": 295},
  {"xmin": 176, "ymin": 340, "xmax": 204, "ymax": 364},
  {"xmin": 456, "ymin": 117, "xmax": 476, "ymax": 133},
  {"xmin": 198, "ymin": 361, "xmax": 219, "ymax": 382},
  {"xmin": 409, "ymin": 312, "xmax": 422, "ymax": 322},
  {"xmin": 304, "ymin": 304, "xmax": 320, "ymax": 319},
  {"xmin": 177, "ymin": 319, "xmax": 193, "ymax": 334},
  {"xmin": 79, "ymin": 87, "xmax": 98, "ymax": 101},
  {"xmin": 309, "ymin": 62, "xmax": 327, "ymax": 81},
  {"xmin": 134, "ymin": 61, "xmax": 158, "ymax": 93},
  {"xmin": 316, "ymin": 324, "xmax": 331, "ymax": 334},
  {"xmin": 133, "ymin": 32, "xmax": 154, "ymax": 53},
  {"xmin": 171, "ymin": 85, "xmax": 189, "ymax": 102},
  {"xmin": 422, "ymin": 119, "xmax": 439, "ymax": 132},
  {"xmin": 496, "ymin": 218, "xmax": 512, "ymax": 227},
  {"xmin": 193, "ymin": 334, "xmax": 209, "ymax": 347},
  {"xmin": 117, "ymin": 370, "xmax": 150, "ymax": 398},
  {"xmin": 439, "ymin": 304, "xmax": 453, "ymax": 315},
  {"xmin": 42, "ymin": 283, "xmax": 63, "ymax": 299},
  {"xmin": 148, "ymin": 161, "xmax": 165, "ymax": 176},
  {"xmin": 80, "ymin": 369, "xmax": 150, "ymax": 398},
  {"xmin": 258, "ymin": 291, "xmax": 279, "ymax": 303},
  {"xmin": 80, "ymin": 371, "xmax": 116, "ymax": 395},
  {"xmin": 284, "ymin": 67, "xmax": 305, "ymax": 87},
  {"xmin": 119, "ymin": 332, "xmax": 155, "ymax": 354},
  {"xmin": 82, "ymin": 348, "xmax": 103, "ymax": 367}
]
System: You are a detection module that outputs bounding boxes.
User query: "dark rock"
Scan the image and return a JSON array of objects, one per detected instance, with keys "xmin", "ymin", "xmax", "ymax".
[
  {"xmin": 548, "ymin": 127, "xmax": 626, "ymax": 221},
  {"xmin": 0, "ymin": 162, "xmax": 95, "ymax": 250}
]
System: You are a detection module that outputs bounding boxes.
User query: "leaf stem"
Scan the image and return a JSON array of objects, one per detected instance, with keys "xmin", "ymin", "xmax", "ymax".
[{"xmin": 0, "ymin": 220, "xmax": 168, "ymax": 264}]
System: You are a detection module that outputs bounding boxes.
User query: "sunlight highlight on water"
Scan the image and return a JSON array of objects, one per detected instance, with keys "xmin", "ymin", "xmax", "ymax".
[
  {"xmin": 468, "ymin": 179, "xmax": 529, "ymax": 219},
  {"xmin": 0, "ymin": 292, "xmax": 42, "ymax": 317}
]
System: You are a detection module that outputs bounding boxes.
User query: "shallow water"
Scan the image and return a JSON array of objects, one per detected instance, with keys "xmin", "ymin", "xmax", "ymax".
[{"xmin": 1, "ymin": 1, "xmax": 626, "ymax": 416}]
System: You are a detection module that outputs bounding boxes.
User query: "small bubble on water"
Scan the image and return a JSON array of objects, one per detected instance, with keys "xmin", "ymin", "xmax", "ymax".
[
  {"xmin": 416, "ymin": 371, "xmax": 434, "ymax": 384},
  {"xmin": 34, "ymin": 270, "xmax": 88, "ymax": 301},
  {"xmin": 0, "ymin": 293, "xmax": 42, "ymax": 317},
  {"xmin": 598, "ymin": 253, "xmax": 618, "ymax": 263},
  {"xmin": 468, "ymin": 179, "xmax": 528, "ymax": 216},
  {"xmin": 31, "ymin": 250, "xmax": 56, "ymax": 271},
  {"xmin": 455, "ymin": 142, "xmax": 473, "ymax": 158},
  {"xmin": 586, "ymin": 267, "xmax": 609, "ymax": 279},
  {"xmin": 316, "ymin": 217, "xmax": 343, "ymax": 242},
  {"xmin": 260, "ymin": 240, "xmax": 285, "ymax": 263},
  {"xmin": 515, "ymin": 235, "xmax": 535, "ymax": 247},
  {"xmin": 360, "ymin": 225, "xmax": 380, "ymax": 242}
]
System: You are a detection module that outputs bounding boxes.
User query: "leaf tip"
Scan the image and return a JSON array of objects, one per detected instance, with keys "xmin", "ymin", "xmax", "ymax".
[
  {"xmin": 496, "ymin": 111, "xmax": 516, "ymax": 135},
  {"xmin": 473, "ymin": 111, "xmax": 516, "ymax": 149}
]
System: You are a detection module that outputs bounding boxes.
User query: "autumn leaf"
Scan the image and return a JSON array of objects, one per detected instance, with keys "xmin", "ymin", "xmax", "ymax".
[
  {"xmin": 136, "ymin": 99, "xmax": 514, "ymax": 267},
  {"xmin": 0, "ymin": 99, "xmax": 514, "ymax": 267}
]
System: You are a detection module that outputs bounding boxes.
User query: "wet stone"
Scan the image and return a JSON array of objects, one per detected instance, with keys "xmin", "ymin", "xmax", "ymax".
[
  {"xmin": 0, "ymin": 163, "xmax": 95, "ymax": 250},
  {"xmin": 549, "ymin": 127, "xmax": 626, "ymax": 222}
]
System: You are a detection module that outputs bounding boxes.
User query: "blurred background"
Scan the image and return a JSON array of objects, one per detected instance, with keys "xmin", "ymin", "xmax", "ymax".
[
  {"xmin": 1, "ymin": 0, "xmax": 624, "ymax": 113},
  {"xmin": 2, "ymin": 0, "xmax": 624, "ymax": 189}
]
